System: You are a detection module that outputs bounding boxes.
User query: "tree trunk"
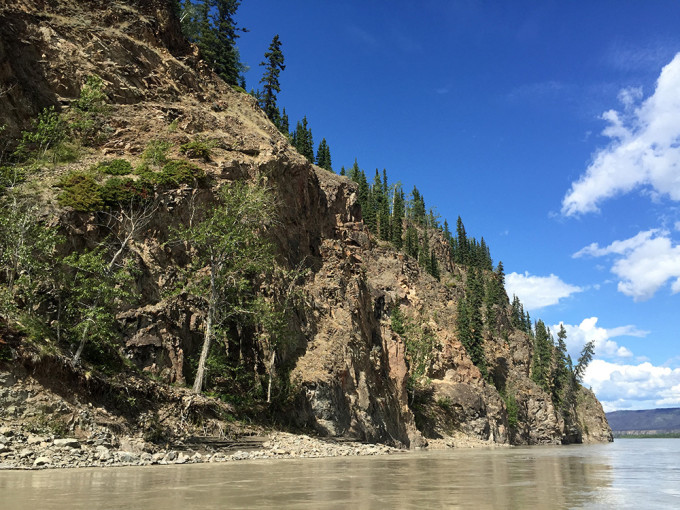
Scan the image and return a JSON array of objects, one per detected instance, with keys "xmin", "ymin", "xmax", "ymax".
[
  {"xmin": 192, "ymin": 309, "xmax": 213, "ymax": 393},
  {"xmin": 193, "ymin": 262, "xmax": 217, "ymax": 393},
  {"xmin": 72, "ymin": 320, "xmax": 91, "ymax": 366},
  {"xmin": 266, "ymin": 351, "xmax": 275, "ymax": 403}
]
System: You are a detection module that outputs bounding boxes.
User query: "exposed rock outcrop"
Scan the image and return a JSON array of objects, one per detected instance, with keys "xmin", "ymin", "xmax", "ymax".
[{"xmin": 0, "ymin": 0, "xmax": 612, "ymax": 452}]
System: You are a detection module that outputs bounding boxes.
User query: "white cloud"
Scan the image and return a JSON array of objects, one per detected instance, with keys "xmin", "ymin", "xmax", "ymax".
[
  {"xmin": 553, "ymin": 317, "xmax": 647, "ymax": 361},
  {"xmin": 585, "ymin": 359, "xmax": 680, "ymax": 412},
  {"xmin": 505, "ymin": 271, "xmax": 582, "ymax": 311},
  {"xmin": 574, "ymin": 229, "xmax": 680, "ymax": 301},
  {"xmin": 561, "ymin": 52, "xmax": 680, "ymax": 216}
]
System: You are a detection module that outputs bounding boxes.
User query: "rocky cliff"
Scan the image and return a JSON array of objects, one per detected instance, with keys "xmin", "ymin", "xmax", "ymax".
[{"xmin": 0, "ymin": 0, "xmax": 612, "ymax": 450}]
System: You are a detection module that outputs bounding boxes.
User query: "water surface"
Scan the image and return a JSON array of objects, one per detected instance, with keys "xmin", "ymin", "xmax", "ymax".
[{"xmin": 1, "ymin": 439, "xmax": 679, "ymax": 509}]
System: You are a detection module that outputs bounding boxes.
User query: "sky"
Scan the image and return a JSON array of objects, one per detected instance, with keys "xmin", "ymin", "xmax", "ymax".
[{"xmin": 235, "ymin": 0, "xmax": 680, "ymax": 412}]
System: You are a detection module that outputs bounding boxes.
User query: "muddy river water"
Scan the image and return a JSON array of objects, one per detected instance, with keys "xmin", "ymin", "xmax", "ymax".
[{"xmin": 1, "ymin": 438, "xmax": 679, "ymax": 509}]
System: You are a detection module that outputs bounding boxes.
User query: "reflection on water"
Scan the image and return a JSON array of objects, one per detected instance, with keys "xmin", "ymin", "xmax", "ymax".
[{"xmin": 1, "ymin": 439, "xmax": 679, "ymax": 509}]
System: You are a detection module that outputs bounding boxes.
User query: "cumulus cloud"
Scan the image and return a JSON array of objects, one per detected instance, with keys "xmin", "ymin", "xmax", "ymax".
[
  {"xmin": 553, "ymin": 317, "xmax": 647, "ymax": 361},
  {"xmin": 574, "ymin": 229, "xmax": 680, "ymax": 301},
  {"xmin": 505, "ymin": 271, "xmax": 582, "ymax": 311},
  {"xmin": 585, "ymin": 359, "xmax": 680, "ymax": 412},
  {"xmin": 561, "ymin": 52, "xmax": 680, "ymax": 216}
]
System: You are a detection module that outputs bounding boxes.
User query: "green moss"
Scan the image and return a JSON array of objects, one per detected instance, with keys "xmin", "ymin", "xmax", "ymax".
[
  {"xmin": 179, "ymin": 139, "xmax": 212, "ymax": 161},
  {"xmin": 56, "ymin": 172, "xmax": 103, "ymax": 212},
  {"xmin": 96, "ymin": 158, "xmax": 133, "ymax": 176},
  {"xmin": 156, "ymin": 160, "xmax": 206, "ymax": 188},
  {"xmin": 100, "ymin": 176, "xmax": 154, "ymax": 205}
]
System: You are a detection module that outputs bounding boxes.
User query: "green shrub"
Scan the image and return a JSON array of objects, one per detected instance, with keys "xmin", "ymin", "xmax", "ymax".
[
  {"xmin": 100, "ymin": 176, "xmax": 154, "ymax": 205},
  {"xmin": 142, "ymin": 140, "xmax": 172, "ymax": 167},
  {"xmin": 15, "ymin": 106, "xmax": 67, "ymax": 162},
  {"xmin": 57, "ymin": 172, "xmax": 103, "ymax": 212},
  {"xmin": 156, "ymin": 160, "xmax": 206, "ymax": 188},
  {"xmin": 96, "ymin": 158, "xmax": 132, "ymax": 175},
  {"xmin": 180, "ymin": 139, "xmax": 212, "ymax": 161},
  {"xmin": 501, "ymin": 390, "xmax": 519, "ymax": 429},
  {"xmin": 73, "ymin": 75, "xmax": 108, "ymax": 114},
  {"xmin": 0, "ymin": 165, "xmax": 27, "ymax": 193}
]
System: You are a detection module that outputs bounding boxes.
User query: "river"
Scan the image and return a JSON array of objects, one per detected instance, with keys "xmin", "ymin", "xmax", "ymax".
[{"xmin": 1, "ymin": 438, "xmax": 679, "ymax": 509}]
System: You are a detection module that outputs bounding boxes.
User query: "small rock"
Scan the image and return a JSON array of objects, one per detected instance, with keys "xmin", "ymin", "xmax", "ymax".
[
  {"xmin": 164, "ymin": 451, "xmax": 177, "ymax": 462},
  {"xmin": 0, "ymin": 435, "xmax": 8, "ymax": 444},
  {"xmin": 19, "ymin": 448, "xmax": 34, "ymax": 459},
  {"xmin": 174, "ymin": 453, "xmax": 188, "ymax": 464},
  {"xmin": 0, "ymin": 427, "xmax": 13, "ymax": 436},
  {"xmin": 118, "ymin": 451, "xmax": 138, "ymax": 463},
  {"xmin": 33, "ymin": 457, "xmax": 51, "ymax": 467},
  {"xmin": 0, "ymin": 445, "xmax": 9, "ymax": 454},
  {"xmin": 54, "ymin": 438, "xmax": 80, "ymax": 449},
  {"xmin": 26, "ymin": 435, "xmax": 46, "ymax": 445}
]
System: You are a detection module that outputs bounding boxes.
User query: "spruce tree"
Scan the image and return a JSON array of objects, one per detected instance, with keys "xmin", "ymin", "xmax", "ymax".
[
  {"xmin": 418, "ymin": 232, "xmax": 430, "ymax": 270},
  {"xmin": 260, "ymin": 34, "xmax": 285, "ymax": 125},
  {"xmin": 552, "ymin": 324, "xmax": 573, "ymax": 407},
  {"xmin": 379, "ymin": 169, "xmax": 391, "ymax": 242},
  {"xmin": 456, "ymin": 216, "xmax": 468, "ymax": 265},
  {"xmin": 181, "ymin": 1, "xmax": 245, "ymax": 86},
  {"xmin": 279, "ymin": 107, "xmax": 289, "ymax": 134},
  {"xmin": 429, "ymin": 249, "xmax": 440, "ymax": 280},
  {"xmin": 315, "ymin": 138, "xmax": 332, "ymax": 171},
  {"xmin": 391, "ymin": 186, "xmax": 404, "ymax": 249},
  {"xmin": 531, "ymin": 320, "xmax": 554, "ymax": 391},
  {"xmin": 574, "ymin": 341, "xmax": 595, "ymax": 382},
  {"xmin": 213, "ymin": 0, "xmax": 246, "ymax": 85},
  {"xmin": 405, "ymin": 224, "xmax": 419, "ymax": 259},
  {"xmin": 292, "ymin": 117, "xmax": 314, "ymax": 162}
]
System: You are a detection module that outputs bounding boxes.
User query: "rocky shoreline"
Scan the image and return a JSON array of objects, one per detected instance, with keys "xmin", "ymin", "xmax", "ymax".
[{"xmin": 0, "ymin": 428, "xmax": 406, "ymax": 470}]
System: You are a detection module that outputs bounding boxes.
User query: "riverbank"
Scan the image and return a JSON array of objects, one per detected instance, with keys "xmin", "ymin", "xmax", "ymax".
[{"xmin": 0, "ymin": 427, "xmax": 408, "ymax": 470}]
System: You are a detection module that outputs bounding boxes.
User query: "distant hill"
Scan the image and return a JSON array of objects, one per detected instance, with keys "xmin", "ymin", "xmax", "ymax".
[{"xmin": 606, "ymin": 408, "xmax": 680, "ymax": 437}]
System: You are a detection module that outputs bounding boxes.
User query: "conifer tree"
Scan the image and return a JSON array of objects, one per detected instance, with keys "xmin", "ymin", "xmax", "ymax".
[
  {"xmin": 552, "ymin": 324, "xmax": 573, "ymax": 407},
  {"xmin": 574, "ymin": 341, "xmax": 595, "ymax": 382},
  {"xmin": 379, "ymin": 169, "xmax": 391, "ymax": 241},
  {"xmin": 456, "ymin": 216, "xmax": 468, "ymax": 265},
  {"xmin": 418, "ymin": 232, "xmax": 430, "ymax": 270},
  {"xmin": 181, "ymin": 1, "xmax": 245, "ymax": 86},
  {"xmin": 279, "ymin": 107, "xmax": 289, "ymax": 134},
  {"xmin": 391, "ymin": 186, "xmax": 404, "ymax": 249},
  {"xmin": 315, "ymin": 138, "xmax": 332, "ymax": 171},
  {"xmin": 429, "ymin": 249, "xmax": 440, "ymax": 280},
  {"xmin": 531, "ymin": 320, "xmax": 554, "ymax": 391},
  {"xmin": 213, "ymin": 0, "xmax": 247, "ymax": 85},
  {"xmin": 347, "ymin": 159, "xmax": 360, "ymax": 182},
  {"xmin": 292, "ymin": 117, "xmax": 314, "ymax": 162},
  {"xmin": 405, "ymin": 224, "xmax": 419, "ymax": 259},
  {"xmin": 458, "ymin": 268, "xmax": 487, "ymax": 375},
  {"xmin": 260, "ymin": 34, "xmax": 285, "ymax": 125}
]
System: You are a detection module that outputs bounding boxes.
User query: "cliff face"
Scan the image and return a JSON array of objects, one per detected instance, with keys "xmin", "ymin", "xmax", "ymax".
[{"xmin": 0, "ymin": 0, "xmax": 612, "ymax": 448}]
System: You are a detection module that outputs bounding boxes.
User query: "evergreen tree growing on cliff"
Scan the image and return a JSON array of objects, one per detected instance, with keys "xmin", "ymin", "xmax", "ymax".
[
  {"xmin": 315, "ymin": 138, "xmax": 332, "ymax": 171},
  {"xmin": 458, "ymin": 268, "xmax": 487, "ymax": 376},
  {"xmin": 379, "ymin": 169, "xmax": 391, "ymax": 242},
  {"xmin": 292, "ymin": 117, "xmax": 314, "ymax": 163},
  {"xmin": 181, "ymin": 1, "xmax": 246, "ymax": 86},
  {"xmin": 391, "ymin": 185, "xmax": 404, "ymax": 249},
  {"xmin": 260, "ymin": 34, "xmax": 285, "ymax": 126},
  {"xmin": 574, "ymin": 341, "xmax": 595, "ymax": 383},
  {"xmin": 531, "ymin": 320, "xmax": 554, "ymax": 391},
  {"xmin": 552, "ymin": 324, "xmax": 574, "ymax": 407}
]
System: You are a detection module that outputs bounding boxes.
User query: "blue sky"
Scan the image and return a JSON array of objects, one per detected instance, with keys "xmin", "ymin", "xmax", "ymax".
[{"xmin": 236, "ymin": 1, "xmax": 680, "ymax": 411}]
